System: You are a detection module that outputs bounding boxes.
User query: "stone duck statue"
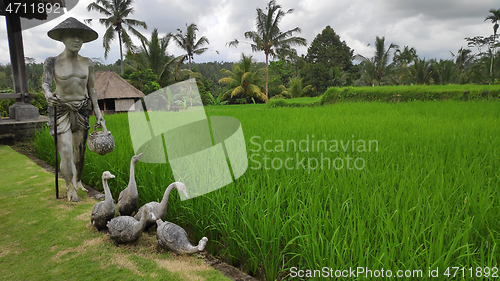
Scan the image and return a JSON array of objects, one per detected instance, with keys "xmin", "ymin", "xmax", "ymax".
[
  {"xmin": 91, "ymin": 171, "xmax": 116, "ymax": 231},
  {"xmin": 156, "ymin": 219, "xmax": 208, "ymax": 254},
  {"xmin": 134, "ymin": 182, "xmax": 188, "ymax": 229},
  {"xmin": 117, "ymin": 153, "xmax": 142, "ymax": 216},
  {"xmin": 107, "ymin": 206, "xmax": 155, "ymax": 244}
]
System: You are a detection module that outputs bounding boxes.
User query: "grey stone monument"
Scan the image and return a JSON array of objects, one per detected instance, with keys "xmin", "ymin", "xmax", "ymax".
[{"xmin": 42, "ymin": 17, "xmax": 106, "ymax": 202}]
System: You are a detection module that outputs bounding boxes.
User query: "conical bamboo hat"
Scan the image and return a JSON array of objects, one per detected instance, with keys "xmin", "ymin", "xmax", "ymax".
[{"xmin": 47, "ymin": 17, "xmax": 98, "ymax": 43}]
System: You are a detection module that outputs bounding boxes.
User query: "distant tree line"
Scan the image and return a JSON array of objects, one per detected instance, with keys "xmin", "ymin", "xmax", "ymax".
[{"xmin": 2, "ymin": 1, "xmax": 499, "ymax": 115}]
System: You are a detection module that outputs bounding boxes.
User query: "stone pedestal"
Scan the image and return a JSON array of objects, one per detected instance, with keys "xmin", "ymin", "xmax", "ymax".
[
  {"xmin": 9, "ymin": 102, "xmax": 39, "ymax": 121},
  {"xmin": 0, "ymin": 115, "xmax": 48, "ymax": 144}
]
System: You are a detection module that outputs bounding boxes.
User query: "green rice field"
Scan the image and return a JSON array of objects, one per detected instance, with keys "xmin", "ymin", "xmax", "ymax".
[{"xmin": 33, "ymin": 100, "xmax": 500, "ymax": 280}]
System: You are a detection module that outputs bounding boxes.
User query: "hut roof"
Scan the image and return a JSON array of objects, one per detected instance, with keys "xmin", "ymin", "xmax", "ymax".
[
  {"xmin": 94, "ymin": 71, "xmax": 146, "ymax": 100},
  {"xmin": 0, "ymin": 0, "xmax": 66, "ymax": 20}
]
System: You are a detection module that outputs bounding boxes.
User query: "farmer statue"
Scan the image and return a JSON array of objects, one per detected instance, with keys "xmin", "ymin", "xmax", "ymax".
[{"xmin": 42, "ymin": 17, "xmax": 105, "ymax": 202}]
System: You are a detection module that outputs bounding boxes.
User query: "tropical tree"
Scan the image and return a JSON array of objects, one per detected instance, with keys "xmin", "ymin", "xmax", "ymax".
[
  {"xmin": 124, "ymin": 69, "xmax": 160, "ymax": 95},
  {"xmin": 393, "ymin": 46, "xmax": 417, "ymax": 67},
  {"xmin": 268, "ymin": 60, "xmax": 292, "ymax": 85},
  {"xmin": 430, "ymin": 59, "xmax": 457, "ymax": 85},
  {"xmin": 355, "ymin": 36, "xmax": 399, "ymax": 85},
  {"xmin": 171, "ymin": 23, "xmax": 209, "ymax": 70},
  {"xmin": 126, "ymin": 28, "xmax": 185, "ymax": 86},
  {"xmin": 302, "ymin": 26, "xmax": 354, "ymax": 93},
  {"xmin": 229, "ymin": 0, "xmax": 307, "ymax": 100},
  {"xmin": 400, "ymin": 58, "xmax": 432, "ymax": 85},
  {"xmin": 451, "ymin": 48, "xmax": 476, "ymax": 83},
  {"xmin": 86, "ymin": 0, "xmax": 147, "ymax": 74},
  {"xmin": 485, "ymin": 8, "xmax": 500, "ymax": 81},
  {"xmin": 465, "ymin": 36, "xmax": 492, "ymax": 58},
  {"xmin": 278, "ymin": 77, "xmax": 314, "ymax": 98},
  {"xmin": 218, "ymin": 54, "xmax": 267, "ymax": 103},
  {"xmin": 356, "ymin": 59, "xmax": 377, "ymax": 86}
]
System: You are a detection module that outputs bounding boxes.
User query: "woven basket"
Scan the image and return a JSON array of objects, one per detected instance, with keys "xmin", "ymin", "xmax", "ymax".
[{"xmin": 87, "ymin": 122, "xmax": 115, "ymax": 155}]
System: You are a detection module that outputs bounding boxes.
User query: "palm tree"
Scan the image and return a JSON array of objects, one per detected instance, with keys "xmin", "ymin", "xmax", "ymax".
[
  {"xmin": 357, "ymin": 59, "xmax": 377, "ymax": 86},
  {"xmin": 229, "ymin": 0, "xmax": 306, "ymax": 100},
  {"xmin": 126, "ymin": 28, "xmax": 184, "ymax": 86},
  {"xmin": 400, "ymin": 58, "xmax": 432, "ymax": 85},
  {"xmin": 86, "ymin": 0, "xmax": 147, "ymax": 74},
  {"xmin": 218, "ymin": 54, "xmax": 267, "ymax": 103},
  {"xmin": 393, "ymin": 46, "xmax": 417, "ymax": 67},
  {"xmin": 484, "ymin": 8, "xmax": 500, "ymax": 82},
  {"xmin": 171, "ymin": 23, "xmax": 209, "ymax": 70},
  {"xmin": 430, "ymin": 59, "xmax": 457, "ymax": 85},
  {"xmin": 278, "ymin": 77, "xmax": 314, "ymax": 98},
  {"xmin": 355, "ymin": 36, "xmax": 399, "ymax": 85},
  {"xmin": 451, "ymin": 48, "xmax": 476, "ymax": 84}
]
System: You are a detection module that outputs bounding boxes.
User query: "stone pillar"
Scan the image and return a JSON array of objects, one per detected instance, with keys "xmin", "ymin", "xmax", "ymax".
[{"xmin": 5, "ymin": 13, "xmax": 39, "ymax": 121}]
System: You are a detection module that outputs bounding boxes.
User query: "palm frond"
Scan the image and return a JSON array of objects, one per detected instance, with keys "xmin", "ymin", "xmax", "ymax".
[
  {"xmin": 102, "ymin": 26, "xmax": 116, "ymax": 59},
  {"xmin": 231, "ymin": 86, "xmax": 245, "ymax": 98}
]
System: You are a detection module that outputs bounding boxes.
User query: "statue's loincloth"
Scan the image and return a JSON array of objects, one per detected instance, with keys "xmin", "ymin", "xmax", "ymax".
[{"xmin": 48, "ymin": 98, "xmax": 90, "ymax": 136}]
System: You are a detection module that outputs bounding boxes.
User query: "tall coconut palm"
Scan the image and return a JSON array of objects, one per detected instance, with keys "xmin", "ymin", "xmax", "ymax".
[
  {"xmin": 218, "ymin": 54, "xmax": 267, "ymax": 103},
  {"xmin": 229, "ymin": 0, "xmax": 307, "ymax": 100},
  {"xmin": 171, "ymin": 23, "xmax": 209, "ymax": 70},
  {"xmin": 86, "ymin": 0, "xmax": 147, "ymax": 74},
  {"xmin": 355, "ymin": 36, "xmax": 399, "ymax": 85},
  {"xmin": 484, "ymin": 8, "xmax": 500, "ymax": 82}
]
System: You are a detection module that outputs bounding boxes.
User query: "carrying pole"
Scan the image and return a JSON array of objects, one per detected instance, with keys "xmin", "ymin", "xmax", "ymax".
[{"xmin": 54, "ymin": 106, "xmax": 59, "ymax": 199}]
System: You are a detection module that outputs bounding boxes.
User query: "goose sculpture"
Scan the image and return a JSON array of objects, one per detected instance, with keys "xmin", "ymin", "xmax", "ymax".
[
  {"xmin": 90, "ymin": 171, "xmax": 116, "ymax": 231},
  {"xmin": 134, "ymin": 182, "xmax": 188, "ymax": 229},
  {"xmin": 107, "ymin": 206, "xmax": 155, "ymax": 244},
  {"xmin": 156, "ymin": 219, "xmax": 208, "ymax": 254},
  {"xmin": 117, "ymin": 153, "xmax": 142, "ymax": 216}
]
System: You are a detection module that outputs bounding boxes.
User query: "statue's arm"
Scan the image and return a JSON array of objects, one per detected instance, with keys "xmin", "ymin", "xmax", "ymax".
[
  {"xmin": 42, "ymin": 57, "xmax": 59, "ymax": 106},
  {"xmin": 87, "ymin": 59, "xmax": 105, "ymax": 126}
]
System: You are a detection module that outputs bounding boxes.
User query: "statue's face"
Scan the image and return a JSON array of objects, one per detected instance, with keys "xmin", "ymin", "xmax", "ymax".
[{"xmin": 61, "ymin": 31, "xmax": 83, "ymax": 52}]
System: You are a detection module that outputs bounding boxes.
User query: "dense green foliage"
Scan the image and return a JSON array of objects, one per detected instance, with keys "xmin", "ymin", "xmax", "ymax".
[
  {"xmin": 124, "ymin": 28, "xmax": 180, "ymax": 87},
  {"xmin": 321, "ymin": 84, "xmax": 500, "ymax": 104},
  {"xmin": 267, "ymin": 96, "xmax": 321, "ymax": 107},
  {"xmin": 267, "ymin": 59, "xmax": 296, "ymax": 97},
  {"xmin": 0, "ymin": 58, "xmax": 48, "ymax": 116},
  {"xmin": 302, "ymin": 26, "xmax": 355, "ymax": 93},
  {"xmin": 33, "ymin": 101, "xmax": 500, "ymax": 280},
  {"xmin": 355, "ymin": 36, "xmax": 399, "ymax": 86},
  {"xmin": 218, "ymin": 54, "xmax": 267, "ymax": 103},
  {"xmin": 0, "ymin": 89, "xmax": 15, "ymax": 117},
  {"xmin": 277, "ymin": 77, "xmax": 315, "ymax": 98}
]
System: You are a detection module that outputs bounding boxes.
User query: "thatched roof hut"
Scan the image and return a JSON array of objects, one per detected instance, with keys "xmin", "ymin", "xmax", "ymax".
[{"xmin": 94, "ymin": 71, "xmax": 146, "ymax": 113}]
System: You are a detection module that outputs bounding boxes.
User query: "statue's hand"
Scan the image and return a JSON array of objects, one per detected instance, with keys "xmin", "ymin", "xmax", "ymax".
[
  {"xmin": 46, "ymin": 93, "xmax": 60, "ymax": 107},
  {"xmin": 96, "ymin": 115, "xmax": 105, "ymax": 127}
]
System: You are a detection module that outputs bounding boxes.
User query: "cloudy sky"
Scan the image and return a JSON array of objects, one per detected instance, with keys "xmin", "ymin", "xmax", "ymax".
[{"xmin": 0, "ymin": 0, "xmax": 498, "ymax": 65}]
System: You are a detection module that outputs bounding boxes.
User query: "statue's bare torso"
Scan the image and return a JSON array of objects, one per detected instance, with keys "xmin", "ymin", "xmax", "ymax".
[{"xmin": 53, "ymin": 54, "xmax": 92, "ymax": 102}]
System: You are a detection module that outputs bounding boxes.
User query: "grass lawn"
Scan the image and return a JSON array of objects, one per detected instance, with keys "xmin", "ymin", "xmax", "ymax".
[{"xmin": 0, "ymin": 145, "xmax": 230, "ymax": 281}]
